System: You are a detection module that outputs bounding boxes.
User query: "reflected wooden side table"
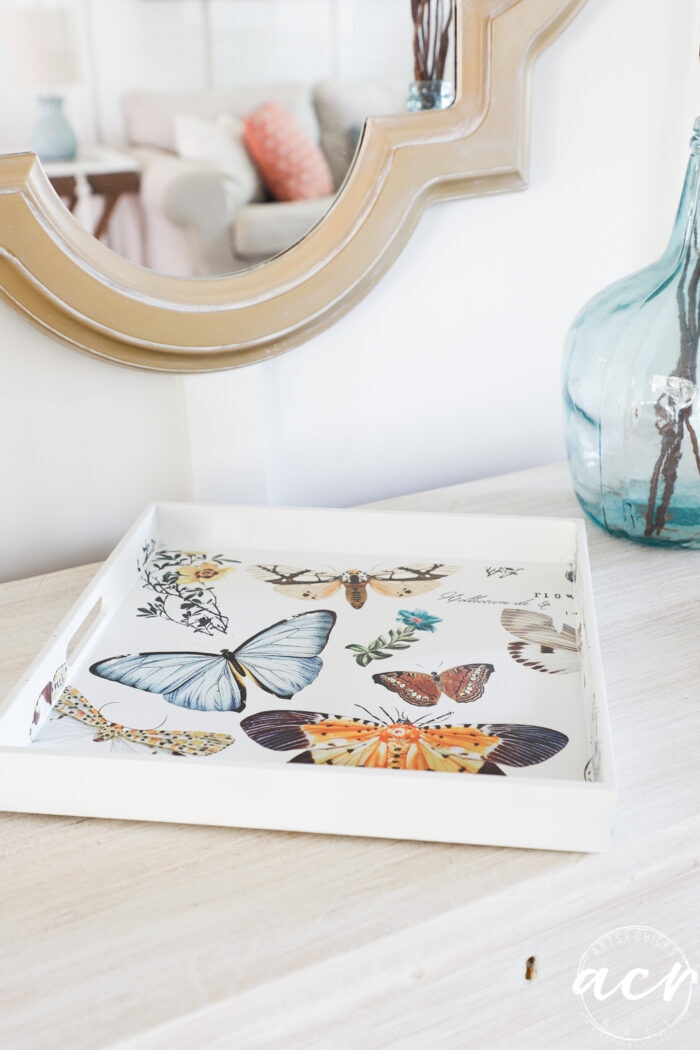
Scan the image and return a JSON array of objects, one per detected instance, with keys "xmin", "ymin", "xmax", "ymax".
[{"xmin": 43, "ymin": 145, "xmax": 141, "ymax": 240}]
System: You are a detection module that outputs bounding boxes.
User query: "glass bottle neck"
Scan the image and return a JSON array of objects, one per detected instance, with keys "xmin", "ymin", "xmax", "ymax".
[{"xmin": 666, "ymin": 118, "xmax": 700, "ymax": 262}]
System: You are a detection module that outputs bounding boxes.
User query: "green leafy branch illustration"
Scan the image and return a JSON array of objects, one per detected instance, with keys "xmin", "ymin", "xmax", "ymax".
[
  {"xmin": 137, "ymin": 541, "xmax": 239, "ymax": 636},
  {"xmin": 346, "ymin": 625, "xmax": 419, "ymax": 667}
]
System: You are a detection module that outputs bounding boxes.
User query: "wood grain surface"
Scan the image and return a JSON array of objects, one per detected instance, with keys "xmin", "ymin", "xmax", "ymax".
[{"xmin": 1, "ymin": 464, "xmax": 698, "ymax": 1049}]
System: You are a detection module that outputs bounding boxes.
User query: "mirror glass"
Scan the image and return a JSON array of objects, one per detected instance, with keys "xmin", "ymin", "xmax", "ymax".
[{"xmin": 0, "ymin": 0, "xmax": 455, "ymax": 277}]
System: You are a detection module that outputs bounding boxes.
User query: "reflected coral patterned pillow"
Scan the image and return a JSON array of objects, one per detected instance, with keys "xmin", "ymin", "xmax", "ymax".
[{"xmin": 243, "ymin": 101, "xmax": 334, "ymax": 202}]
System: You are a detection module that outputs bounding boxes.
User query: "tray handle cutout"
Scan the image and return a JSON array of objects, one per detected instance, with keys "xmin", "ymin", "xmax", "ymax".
[{"xmin": 66, "ymin": 595, "xmax": 108, "ymax": 667}]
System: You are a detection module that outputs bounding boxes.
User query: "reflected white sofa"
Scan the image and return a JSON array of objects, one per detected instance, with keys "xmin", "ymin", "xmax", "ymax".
[{"xmin": 123, "ymin": 80, "xmax": 407, "ymax": 276}]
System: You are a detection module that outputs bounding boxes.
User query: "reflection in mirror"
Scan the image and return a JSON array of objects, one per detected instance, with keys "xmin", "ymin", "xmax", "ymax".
[{"xmin": 0, "ymin": 0, "xmax": 455, "ymax": 277}]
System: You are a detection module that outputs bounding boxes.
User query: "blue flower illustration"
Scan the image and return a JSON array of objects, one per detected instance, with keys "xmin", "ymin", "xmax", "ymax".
[{"xmin": 396, "ymin": 609, "xmax": 443, "ymax": 632}]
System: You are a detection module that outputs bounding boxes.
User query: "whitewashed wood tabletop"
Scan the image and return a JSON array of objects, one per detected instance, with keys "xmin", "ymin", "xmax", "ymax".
[{"xmin": 1, "ymin": 464, "xmax": 698, "ymax": 1049}]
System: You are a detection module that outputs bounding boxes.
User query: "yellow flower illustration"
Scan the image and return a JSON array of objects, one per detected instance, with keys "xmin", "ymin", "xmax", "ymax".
[{"xmin": 177, "ymin": 562, "xmax": 236, "ymax": 585}]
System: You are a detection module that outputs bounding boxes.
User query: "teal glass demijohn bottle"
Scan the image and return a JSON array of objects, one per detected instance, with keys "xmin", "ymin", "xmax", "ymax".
[{"xmin": 563, "ymin": 118, "xmax": 700, "ymax": 547}]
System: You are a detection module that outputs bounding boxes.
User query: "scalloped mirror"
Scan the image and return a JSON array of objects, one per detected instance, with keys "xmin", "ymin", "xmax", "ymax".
[{"xmin": 0, "ymin": 0, "xmax": 584, "ymax": 372}]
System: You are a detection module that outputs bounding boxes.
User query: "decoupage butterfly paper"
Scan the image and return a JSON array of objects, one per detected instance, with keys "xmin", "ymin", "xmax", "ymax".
[
  {"xmin": 30, "ymin": 662, "xmax": 67, "ymax": 740},
  {"xmin": 346, "ymin": 610, "xmax": 444, "ymax": 667},
  {"xmin": 246, "ymin": 563, "xmax": 459, "ymax": 610},
  {"xmin": 501, "ymin": 608, "xmax": 580, "ymax": 675},
  {"xmin": 241, "ymin": 709, "xmax": 568, "ymax": 774},
  {"xmin": 372, "ymin": 664, "xmax": 495, "ymax": 706},
  {"xmin": 138, "ymin": 542, "xmax": 240, "ymax": 636},
  {"xmin": 90, "ymin": 609, "xmax": 336, "ymax": 713},
  {"xmin": 36, "ymin": 686, "xmax": 236, "ymax": 756}
]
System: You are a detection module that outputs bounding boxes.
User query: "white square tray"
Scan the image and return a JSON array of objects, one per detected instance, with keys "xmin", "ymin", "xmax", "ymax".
[{"xmin": 0, "ymin": 503, "xmax": 615, "ymax": 851}]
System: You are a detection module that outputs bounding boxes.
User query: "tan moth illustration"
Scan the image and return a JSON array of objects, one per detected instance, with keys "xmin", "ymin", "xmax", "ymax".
[{"xmin": 247, "ymin": 563, "xmax": 460, "ymax": 610}]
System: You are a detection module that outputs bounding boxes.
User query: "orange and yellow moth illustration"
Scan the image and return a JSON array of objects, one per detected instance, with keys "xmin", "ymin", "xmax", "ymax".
[{"xmin": 241, "ymin": 709, "xmax": 568, "ymax": 774}]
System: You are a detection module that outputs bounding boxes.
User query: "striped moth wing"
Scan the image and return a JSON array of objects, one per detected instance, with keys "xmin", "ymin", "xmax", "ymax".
[{"xmin": 501, "ymin": 608, "xmax": 580, "ymax": 674}]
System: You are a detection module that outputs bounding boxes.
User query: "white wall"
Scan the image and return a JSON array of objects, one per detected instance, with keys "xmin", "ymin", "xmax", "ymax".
[
  {"xmin": 0, "ymin": 308, "xmax": 193, "ymax": 581},
  {"xmin": 188, "ymin": 0, "xmax": 700, "ymax": 507},
  {"xmin": 0, "ymin": 0, "xmax": 699, "ymax": 581}
]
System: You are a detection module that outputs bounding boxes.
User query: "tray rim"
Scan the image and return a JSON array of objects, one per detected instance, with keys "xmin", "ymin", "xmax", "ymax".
[{"xmin": 0, "ymin": 500, "xmax": 616, "ymax": 851}]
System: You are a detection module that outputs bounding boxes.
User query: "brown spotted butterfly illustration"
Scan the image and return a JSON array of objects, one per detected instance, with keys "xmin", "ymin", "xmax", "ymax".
[
  {"xmin": 372, "ymin": 664, "xmax": 495, "ymax": 707},
  {"xmin": 246, "ymin": 563, "xmax": 459, "ymax": 610}
]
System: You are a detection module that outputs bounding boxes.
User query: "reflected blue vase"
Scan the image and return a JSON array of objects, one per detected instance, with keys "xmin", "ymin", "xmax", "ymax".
[
  {"xmin": 33, "ymin": 96, "xmax": 77, "ymax": 162},
  {"xmin": 406, "ymin": 80, "xmax": 453, "ymax": 112},
  {"xmin": 563, "ymin": 118, "xmax": 700, "ymax": 547}
]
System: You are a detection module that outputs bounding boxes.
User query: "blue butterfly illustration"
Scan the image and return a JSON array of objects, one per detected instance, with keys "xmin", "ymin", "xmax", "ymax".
[{"xmin": 90, "ymin": 609, "xmax": 336, "ymax": 713}]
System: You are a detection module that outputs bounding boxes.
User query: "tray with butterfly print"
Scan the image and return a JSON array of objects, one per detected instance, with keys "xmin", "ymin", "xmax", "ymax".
[{"xmin": 0, "ymin": 502, "xmax": 615, "ymax": 852}]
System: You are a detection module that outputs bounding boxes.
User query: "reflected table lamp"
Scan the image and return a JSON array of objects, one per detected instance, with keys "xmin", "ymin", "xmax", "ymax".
[{"xmin": 2, "ymin": 6, "xmax": 81, "ymax": 162}]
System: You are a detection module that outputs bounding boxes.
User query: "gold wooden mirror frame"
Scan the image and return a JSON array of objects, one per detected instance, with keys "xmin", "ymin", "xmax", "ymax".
[{"xmin": 0, "ymin": 0, "xmax": 584, "ymax": 373}]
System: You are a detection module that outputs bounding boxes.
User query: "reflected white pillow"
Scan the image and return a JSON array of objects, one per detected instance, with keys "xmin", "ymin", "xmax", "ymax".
[{"xmin": 173, "ymin": 112, "xmax": 265, "ymax": 208}]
